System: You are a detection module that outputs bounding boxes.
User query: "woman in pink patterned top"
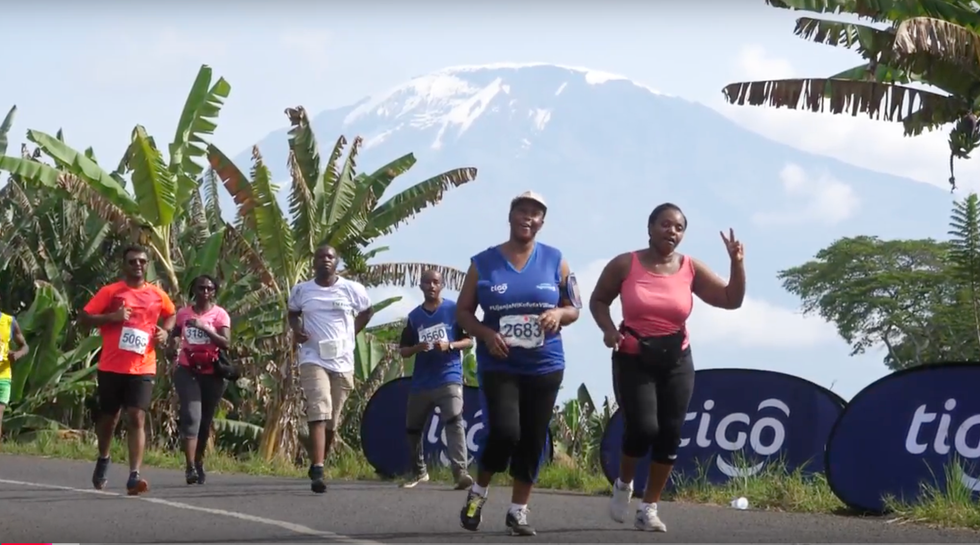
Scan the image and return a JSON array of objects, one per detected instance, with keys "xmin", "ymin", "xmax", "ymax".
[{"xmin": 172, "ymin": 274, "xmax": 231, "ymax": 485}]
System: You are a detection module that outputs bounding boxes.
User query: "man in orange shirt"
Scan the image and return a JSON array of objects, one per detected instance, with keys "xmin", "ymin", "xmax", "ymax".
[{"xmin": 80, "ymin": 245, "xmax": 176, "ymax": 495}]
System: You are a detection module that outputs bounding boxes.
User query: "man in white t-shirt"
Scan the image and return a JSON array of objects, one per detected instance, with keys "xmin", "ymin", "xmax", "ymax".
[{"xmin": 288, "ymin": 244, "xmax": 374, "ymax": 494}]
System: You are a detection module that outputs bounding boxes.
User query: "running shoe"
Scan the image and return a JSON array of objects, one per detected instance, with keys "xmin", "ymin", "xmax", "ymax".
[
  {"xmin": 454, "ymin": 472, "xmax": 474, "ymax": 490},
  {"xmin": 309, "ymin": 464, "xmax": 326, "ymax": 494},
  {"xmin": 126, "ymin": 471, "xmax": 149, "ymax": 496},
  {"xmin": 92, "ymin": 456, "xmax": 110, "ymax": 490},
  {"xmin": 505, "ymin": 507, "xmax": 536, "ymax": 536},
  {"xmin": 634, "ymin": 503, "xmax": 667, "ymax": 532},
  {"xmin": 609, "ymin": 478, "xmax": 633, "ymax": 522},
  {"xmin": 400, "ymin": 472, "xmax": 429, "ymax": 488},
  {"xmin": 195, "ymin": 461, "xmax": 206, "ymax": 485},
  {"xmin": 459, "ymin": 488, "xmax": 487, "ymax": 531},
  {"xmin": 185, "ymin": 465, "xmax": 198, "ymax": 485}
]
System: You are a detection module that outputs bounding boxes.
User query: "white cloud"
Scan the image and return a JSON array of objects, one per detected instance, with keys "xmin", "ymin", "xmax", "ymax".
[
  {"xmin": 76, "ymin": 28, "xmax": 229, "ymax": 89},
  {"xmin": 279, "ymin": 30, "xmax": 331, "ymax": 75},
  {"xmin": 751, "ymin": 163, "xmax": 860, "ymax": 226},
  {"xmin": 735, "ymin": 45, "xmax": 795, "ymax": 80},
  {"xmin": 364, "ymin": 284, "xmax": 481, "ymax": 328},
  {"xmin": 150, "ymin": 28, "xmax": 230, "ymax": 62},
  {"xmin": 574, "ymin": 258, "xmax": 836, "ymax": 350},
  {"xmin": 716, "ymin": 46, "xmax": 980, "ymax": 193},
  {"xmin": 366, "ymin": 286, "xmax": 421, "ymax": 326}
]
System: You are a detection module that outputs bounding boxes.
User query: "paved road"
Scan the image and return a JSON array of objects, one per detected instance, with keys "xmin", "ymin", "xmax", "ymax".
[{"xmin": 2, "ymin": 455, "xmax": 980, "ymax": 543}]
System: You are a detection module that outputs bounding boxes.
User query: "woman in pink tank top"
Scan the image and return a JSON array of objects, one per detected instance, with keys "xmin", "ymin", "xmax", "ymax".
[
  {"xmin": 588, "ymin": 203, "xmax": 746, "ymax": 532},
  {"xmin": 171, "ymin": 274, "xmax": 232, "ymax": 486}
]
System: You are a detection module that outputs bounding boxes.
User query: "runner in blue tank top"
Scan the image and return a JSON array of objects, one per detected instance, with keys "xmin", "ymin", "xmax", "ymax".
[
  {"xmin": 398, "ymin": 269, "xmax": 475, "ymax": 490},
  {"xmin": 456, "ymin": 190, "xmax": 583, "ymax": 536}
]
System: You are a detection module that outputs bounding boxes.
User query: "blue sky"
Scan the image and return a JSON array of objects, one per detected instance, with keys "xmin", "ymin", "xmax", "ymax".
[{"xmin": 4, "ymin": 2, "xmax": 976, "ymax": 404}]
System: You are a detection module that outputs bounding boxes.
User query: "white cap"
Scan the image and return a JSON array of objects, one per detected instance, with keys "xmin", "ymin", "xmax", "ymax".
[{"xmin": 510, "ymin": 190, "xmax": 547, "ymax": 212}]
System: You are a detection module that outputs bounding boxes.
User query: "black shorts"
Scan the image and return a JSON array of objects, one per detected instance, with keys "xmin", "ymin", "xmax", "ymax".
[{"xmin": 97, "ymin": 370, "xmax": 155, "ymax": 414}]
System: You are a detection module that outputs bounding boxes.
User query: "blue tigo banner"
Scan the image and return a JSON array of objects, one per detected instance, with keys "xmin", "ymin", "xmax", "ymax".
[
  {"xmin": 825, "ymin": 362, "xmax": 980, "ymax": 514},
  {"xmin": 600, "ymin": 368, "xmax": 846, "ymax": 495},
  {"xmin": 360, "ymin": 377, "xmax": 553, "ymax": 478}
]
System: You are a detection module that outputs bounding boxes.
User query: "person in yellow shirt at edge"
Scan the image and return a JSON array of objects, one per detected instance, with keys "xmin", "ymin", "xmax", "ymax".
[{"xmin": 0, "ymin": 308, "xmax": 30, "ymax": 440}]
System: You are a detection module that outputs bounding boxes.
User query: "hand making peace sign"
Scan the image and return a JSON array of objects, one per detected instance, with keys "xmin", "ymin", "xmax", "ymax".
[{"xmin": 720, "ymin": 228, "xmax": 744, "ymax": 263}]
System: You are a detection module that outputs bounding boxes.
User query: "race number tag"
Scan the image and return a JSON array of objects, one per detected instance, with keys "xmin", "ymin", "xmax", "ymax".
[
  {"xmin": 318, "ymin": 338, "xmax": 344, "ymax": 360},
  {"xmin": 418, "ymin": 324, "xmax": 448, "ymax": 345},
  {"xmin": 119, "ymin": 327, "xmax": 150, "ymax": 355},
  {"xmin": 499, "ymin": 315, "xmax": 544, "ymax": 349},
  {"xmin": 184, "ymin": 326, "xmax": 210, "ymax": 346}
]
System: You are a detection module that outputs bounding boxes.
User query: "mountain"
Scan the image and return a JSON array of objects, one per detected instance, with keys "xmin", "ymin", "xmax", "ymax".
[{"xmin": 229, "ymin": 62, "xmax": 955, "ymax": 404}]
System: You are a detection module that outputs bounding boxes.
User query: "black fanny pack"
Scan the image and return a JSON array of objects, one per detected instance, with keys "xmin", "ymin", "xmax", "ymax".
[
  {"xmin": 620, "ymin": 324, "xmax": 685, "ymax": 365},
  {"xmin": 213, "ymin": 349, "xmax": 242, "ymax": 381}
]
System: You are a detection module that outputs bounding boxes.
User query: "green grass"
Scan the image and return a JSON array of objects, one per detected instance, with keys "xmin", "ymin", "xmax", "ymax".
[
  {"xmin": 0, "ymin": 432, "xmax": 608, "ymax": 493},
  {"xmin": 883, "ymin": 456, "xmax": 980, "ymax": 529},
  {"xmin": 6, "ymin": 434, "xmax": 980, "ymax": 532},
  {"xmin": 664, "ymin": 453, "xmax": 845, "ymax": 513}
]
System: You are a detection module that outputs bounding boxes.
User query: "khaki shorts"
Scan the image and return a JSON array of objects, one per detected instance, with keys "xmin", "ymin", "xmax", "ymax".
[{"xmin": 298, "ymin": 364, "xmax": 354, "ymax": 429}]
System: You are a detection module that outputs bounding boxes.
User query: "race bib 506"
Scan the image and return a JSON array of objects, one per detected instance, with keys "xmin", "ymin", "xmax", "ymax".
[{"xmin": 119, "ymin": 327, "xmax": 150, "ymax": 355}]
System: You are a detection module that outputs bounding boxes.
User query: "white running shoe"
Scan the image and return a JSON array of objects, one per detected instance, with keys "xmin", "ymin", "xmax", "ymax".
[
  {"xmin": 609, "ymin": 479, "xmax": 633, "ymax": 523},
  {"xmin": 634, "ymin": 503, "xmax": 667, "ymax": 532},
  {"xmin": 400, "ymin": 472, "xmax": 429, "ymax": 488}
]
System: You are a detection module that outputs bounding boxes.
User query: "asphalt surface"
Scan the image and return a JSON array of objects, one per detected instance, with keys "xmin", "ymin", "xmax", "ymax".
[{"xmin": 2, "ymin": 455, "xmax": 980, "ymax": 543}]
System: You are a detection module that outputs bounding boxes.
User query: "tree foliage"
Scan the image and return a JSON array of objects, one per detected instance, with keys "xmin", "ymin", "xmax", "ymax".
[
  {"xmin": 723, "ymin": 0, "xmax": 980, "ymax": 190},
  {"xmin": 779, "ymin": 194, "xmax": 980, "ymax": 370},
  {"xmin": 0, "ymin": 65, "xmax": 484, "ymax": 460},
  {"xmin": 0, "ymin": 64, "xmax": 613, "ymax": 475}
]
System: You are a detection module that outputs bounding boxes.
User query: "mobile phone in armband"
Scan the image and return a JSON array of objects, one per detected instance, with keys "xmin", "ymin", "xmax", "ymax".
[{"xmin": 565, "ymin": 272, "xmax": 582, "ymax": 309}]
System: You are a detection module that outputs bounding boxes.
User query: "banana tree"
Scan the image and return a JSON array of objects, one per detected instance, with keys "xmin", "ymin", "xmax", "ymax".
[
  {"xmin": 722, "ymin": 0, "xmax": 980, "ymax": 190},
  {"xmin": 0, "ymin": 65, "xmax": 231, "ymax": 295},
  {"xmin": 0, "ymin": 174, "xmax": 129, "ymax": 344},
  {"xmin": 207, "ymin": 329, "xmax": 399, "ymax": 456},
  {"xmin": 550, "ymin": 383, "xmax": 614, "ymax": 470},
  {"xmin": 206, "ymin": 105, "xmax": 478, "ymax": 461},
  {"xmin": 3, "ymin": 281, "xmax": 101, "ymax": 437}
]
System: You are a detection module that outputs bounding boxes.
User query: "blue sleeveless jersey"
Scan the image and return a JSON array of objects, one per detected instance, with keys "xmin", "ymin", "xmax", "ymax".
[
  {"xmin": 405, "ymin": 299, "xmax": 463, "ymax": 391},
  {"xmin": 472, "ymin": 242, "xmax": 565, "ymax": 375}
]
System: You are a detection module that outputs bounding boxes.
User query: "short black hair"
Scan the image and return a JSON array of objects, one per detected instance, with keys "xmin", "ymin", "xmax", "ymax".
[
  {"xmin": 315, "ymin": 244, "xmax": 336, "ymax": 256},
  {"xmin": 121, "ymin": 244, "xmax": 148, "ymax": 261},
  {"xmin": 648, "ymin": 203, "xmax": 687, "ymax": 228},
  {"xmin": 189, "ymin": 274, "xmax": 220, "ymax": 298}
]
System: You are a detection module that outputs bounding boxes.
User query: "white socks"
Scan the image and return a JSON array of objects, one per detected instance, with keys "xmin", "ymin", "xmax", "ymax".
[
  {"xmin": 470, "ymin": 483, "xmax": 488, "ymax": 497},
  {"xmin": 639, "ymin": 501, "xmax": 658, "ymax": 511},
  {"xmin": 509, "ymin": 502, "xmax": 527, "ymax": 515},
  {"xmin": 615, "ymin": 478, "xmax": 632, "ymax": 490}
]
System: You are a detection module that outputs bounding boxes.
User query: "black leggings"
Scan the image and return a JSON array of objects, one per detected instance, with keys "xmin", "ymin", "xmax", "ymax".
[
  {"xmin": 478, "ymin": 369, "xmax": 563, "ymax": 484},
  {"xmin": 174, "ymin": 365, "xmax": 226, "ymax": 441},
  {"xmin": 613, "ymin": 347, "xmax": 695, "ymax": 464}
]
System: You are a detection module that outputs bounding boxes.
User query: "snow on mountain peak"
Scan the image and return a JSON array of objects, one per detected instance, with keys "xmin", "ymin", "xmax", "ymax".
[{"xmin": 344, "ymin": 62, "xmax": 666, "ymax": 151}]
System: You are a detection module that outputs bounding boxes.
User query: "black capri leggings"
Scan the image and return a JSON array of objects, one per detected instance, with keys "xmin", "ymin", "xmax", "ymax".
[
  {"xmin": 174, "ymin": 365, "xmax": 227, "ymax": 441},
  {"xmin": 613, "ymin": 347, "xmax": 695, "ymax": 464},
  {"xmin": 478, "ymin": 369, "xmax": 563, "ymax": 484}
]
